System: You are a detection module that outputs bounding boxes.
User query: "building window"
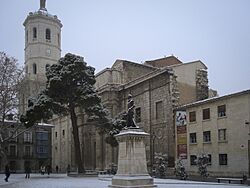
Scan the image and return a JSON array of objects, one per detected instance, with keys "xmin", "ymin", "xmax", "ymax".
[
  {"xmin": 9, "ymin": 161, "xmax": 16, "ymax": 172},
  {"xmin": 156, "ymin": 101, "xmax": 163, "ymax": 119},
  {"xmin": 33, "ymin": 27, "xmax": 37, "ymax": 39},
  {"xmin": 46, "ymin": 28, "xmax": 51, "ymax": 41},
  {"xmin": 62, "ymin": 130, "xmax": 65, "ymax": 137},
  {"xmin": 36, "ymin": 131, "xmax": 48, "ymax": 157},
  {"xmin": 33, "ymin": 63, "xmax": 37, "ymax": 74},
  {"xmin": 9, "ymin": 130, "xmax": 17, "ymax": 142},
  {"xmin": 55, "ymin": 131, "xmax": 57, "ymax": 138},
  {"xmin": 57, "ymin": 33, "xmax": 60, "ymax": 46},
  {"xmin": 218, "ymin": 129, "xmax": 226, "ymax": 141},
  {"xmin": 219, "ymin": 154, "xmax": 228, "ymax": 165},
  {"xmin": 218, "ymin": 105, "xmax": 226, "ymax": 117},
  {"xmin": 9, "ymin": 145, "xmax": 17, "ymax": 156},
  {"xmin": 190, "ymin": 155, "xmax": 197, "ymax": 165},
  {"xmin": 37, "ymin": 146, "xmax": 47, "ymax": 154},
  {"xmin": 190, "ymin": 133, "xmax": 197, "ymax": 143},
  {"xmin": 24, "ymin": 131, "xmax": 32, "ymax": 143},
  {"xmin": 203, "ymin": 131, "xmax": 211, "ymax": 143},
  {"xmin": 24, "ymin": 146, "xmax": 32, "ymax": 156},
  {"xmin": 135, "ymin": 107, "xmax": 141, "ymax": 123},
  {"xmin": 202, "ymin": 108, "xmax": 210, "ymax": 120},
  {"xmin": 189, "ymin": 111, "xmax": 196, "ymax": 122}
]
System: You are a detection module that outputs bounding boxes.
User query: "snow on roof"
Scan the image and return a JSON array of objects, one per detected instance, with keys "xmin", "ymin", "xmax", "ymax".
[
  {"xmin": 38, "ymin": 122, "xmax": 55, "ymax": 127},
  {"xmin": 176, "ymin": 89, "xmax": 250, "ymax": 110}
]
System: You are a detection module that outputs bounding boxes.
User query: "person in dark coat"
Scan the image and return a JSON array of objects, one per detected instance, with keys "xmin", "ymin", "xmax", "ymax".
[
  {"xmin": 4, "ymin": 164, "xmax": 10, "ymax": 182},
  {"xmin": 25, "ymin": 165, "xmax": 31, "ymax": 179},
  {"xmin": 46, "ymin": 165, "xmax": 51, "ymax": 176}
]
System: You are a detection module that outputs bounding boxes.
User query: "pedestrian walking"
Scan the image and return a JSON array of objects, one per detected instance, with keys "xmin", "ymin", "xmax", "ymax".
[
  {"xmin": 67, "ymin": 164, "xmax": 70, "ymax": 175},
  {"xmin": 56, "ymin": 165, "xmax": 59, "ymax": 173},
  {"xmin": 25, "ymin": 165, "xmax": 31, "ymax": 179},
  {"xmin": 41, "ymin": 166, "xmax": 45, "ymax": 175},
  {"xmin": 46, "ymin": 165, "xmax": 51, "ymax": 176},
  {"xmin": 4, "ymin": 164, "xmax": 10, "ymax": 182}
]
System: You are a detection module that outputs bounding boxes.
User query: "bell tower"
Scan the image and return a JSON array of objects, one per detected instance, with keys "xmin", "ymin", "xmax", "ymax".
[{"xmin": 19, "ymin": 0, "xmax": 63, "ymax": 114}]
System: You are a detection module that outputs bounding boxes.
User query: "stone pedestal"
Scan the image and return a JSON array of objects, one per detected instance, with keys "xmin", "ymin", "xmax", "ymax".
[{"xmin": 109, "ymin": 128, "xmax": 157, "ymax": 188}]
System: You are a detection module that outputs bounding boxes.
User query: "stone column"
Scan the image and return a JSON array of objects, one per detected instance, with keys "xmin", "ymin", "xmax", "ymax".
[{"xmin": 109, "ymin": 128, "xmax": 157, "ymax": 188}]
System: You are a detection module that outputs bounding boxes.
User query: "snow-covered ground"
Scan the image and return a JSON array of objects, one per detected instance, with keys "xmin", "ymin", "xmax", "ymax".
[{"xmin": 0, "ymin": 173, "xmax": 247, "ymax": 188}]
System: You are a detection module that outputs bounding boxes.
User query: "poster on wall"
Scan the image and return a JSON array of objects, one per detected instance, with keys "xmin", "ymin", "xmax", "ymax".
[
  {"xmin": 177, "ymin": 144, "xmax": 187, "ymax": 159},
  {"xmin": 176, "ymin": 111, "xmax": 187, "ymax": 159},
  {"xmin": 176, "ymin": 111, "xmax": 187, "ymax": 126}
]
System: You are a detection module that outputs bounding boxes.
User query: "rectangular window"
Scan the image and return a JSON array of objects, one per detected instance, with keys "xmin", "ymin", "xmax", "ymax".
[
  {"xmin": 24, "ymin": 146, "xmax": 32, "ymax": 156},
  {"xmin": 190, "ymin": 155, "xmax": 197, "ymax": 165},
  {"xmin": 9, "ymin": 130, "xmax": 17, "ymax": 142},
  {"xmin": 33, "ymin": 27, "xmax": 37, "ymax": 39},
  {"xmin": 203, "ymin": 131, "xmax": 211, "ymax": 142},
  {"xmin": 156, "ymin": 101, "xmax": 163, "ymax": 119},
  {"xmin": 36, "ymin": 131, "xmax": 48, "ymax": 141},
  {"xmin": 24, "ymin": 131, "xmax": 32, "ymax": 143},
  {"xmin": 218, "ymin": 105, "xmax": 226, "ymax": 117},
  {"xmin": 55, "ymin": 131, "xmax": 57, "ymax": 138},
  {"xmin": 9, "ymin": 145, "xmax": 16, "ymax": 156},
  {"xmin": 218, "ymin": 129, "xmax": 227, "ymax": 141},
  {"xmin": 189, "ymin": 111, "xmax": 196, "ymax": 122},
  {"xmin": 219, "ymin": 154, "xmax": 227, "ymax": 165},
  {"xmin": 203, "ymin": 108, "xmax": 210, "ymax": 120},
  {"xmin": 135, "ymin": 107, "xmax": 141, "ymax": 123},
  {"xmin": 37, "ymin": 146, "xmax": 48, "ymax": 154},
  {"xmin": 190, "ymin": 133, "xmax": 197, "ymax": 143}
]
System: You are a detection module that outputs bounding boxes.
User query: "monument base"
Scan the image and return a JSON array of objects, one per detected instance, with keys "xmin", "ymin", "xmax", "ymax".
[
  {"xmin": 108, "ymin": 128, "xmax": 157, "ymax": 187},
  {"xmin": 109, "ymin": 175, "xmax": 156, "ymax": 188}
]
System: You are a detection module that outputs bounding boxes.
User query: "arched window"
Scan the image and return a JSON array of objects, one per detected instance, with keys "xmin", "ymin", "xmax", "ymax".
[
  {"xmin": 57, "ymin": 33, "xmax": 60, "ymax": 46},
  {"xmin": 45, "ymin": 64, "xmax": 50, "ymax": 72},
  {"xmin": 33, "ymin": 63, "xmax": 37, "ymax": 74},
  {"xmin": 33, "ymin": 27, "xmax": 37, "ymax": 39},
  {"xmin": 46, "ymin": 28, "xmax": 51, "ymax": 41}
]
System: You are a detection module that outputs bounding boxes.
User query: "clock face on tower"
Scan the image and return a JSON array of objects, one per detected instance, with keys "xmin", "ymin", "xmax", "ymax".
[{"xmin": 46, "ymin": 48, "xmax": 51, "ymax": 56}]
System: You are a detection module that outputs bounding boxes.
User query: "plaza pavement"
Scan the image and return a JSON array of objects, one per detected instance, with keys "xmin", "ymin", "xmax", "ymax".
[{"xmin": 0, "ymin": 173, "xmax": 248, "ymax": 188}]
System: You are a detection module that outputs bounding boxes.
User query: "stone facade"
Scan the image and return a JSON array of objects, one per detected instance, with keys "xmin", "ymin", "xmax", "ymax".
[
  {"xmin": 51, "ymin": 57, "xmax": 210, "ymax": 172},
  {"xmin": 19, "ymin": 7, "xmax": 62, "ymax": 115},
  {"xmin": 178, "ymin": 89, "xmax": 250, "ymax": 177}
]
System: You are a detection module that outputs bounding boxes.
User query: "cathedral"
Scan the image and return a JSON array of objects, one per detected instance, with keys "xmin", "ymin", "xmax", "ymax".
[{"xmin": 19, "ymin": 0, "xmax": 210, "ymax": 173}]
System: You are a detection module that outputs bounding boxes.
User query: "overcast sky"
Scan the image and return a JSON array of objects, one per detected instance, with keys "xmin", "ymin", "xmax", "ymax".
[{"xmin": 0, "ymin": 0, "xmax": 249, "ymax": 96}]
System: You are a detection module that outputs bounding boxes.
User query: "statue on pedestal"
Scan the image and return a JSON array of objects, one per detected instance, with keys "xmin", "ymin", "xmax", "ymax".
[
  {"xmin": 126, "ymin": 94, "xmax": 137, "ymax": 128},
  {"xmin": 40, "ymin": 0, "xmax": 47, "ymax": 11}
]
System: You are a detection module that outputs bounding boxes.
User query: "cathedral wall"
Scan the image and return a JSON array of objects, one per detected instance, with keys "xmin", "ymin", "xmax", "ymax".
[
  {"xmin": 122, "ymin": 62, "xmax": 156, "ymax": 83},
  {"xmin": 118, "ymin": 72, "xmax": 175, "ymax": 166}
]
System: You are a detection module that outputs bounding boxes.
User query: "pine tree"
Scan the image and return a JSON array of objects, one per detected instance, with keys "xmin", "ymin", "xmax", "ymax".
[{"xmin": 20, "ymin": 53, "xmax": 110, "ymax": 173}]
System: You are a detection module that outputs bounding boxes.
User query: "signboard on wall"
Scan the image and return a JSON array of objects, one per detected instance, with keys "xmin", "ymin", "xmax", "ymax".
[
  {"xmin": 176, "ymin": 111, "xmax": 187, "ymax": 126},
  {"xmin": 176, "ymin": 111, "xmax": 187, "ymax": 159}
]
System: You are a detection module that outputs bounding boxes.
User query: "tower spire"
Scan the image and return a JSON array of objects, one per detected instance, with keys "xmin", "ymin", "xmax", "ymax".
[{"xmin": 40, "ymin": 0, "xmax": 47, "ymax": 11}]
